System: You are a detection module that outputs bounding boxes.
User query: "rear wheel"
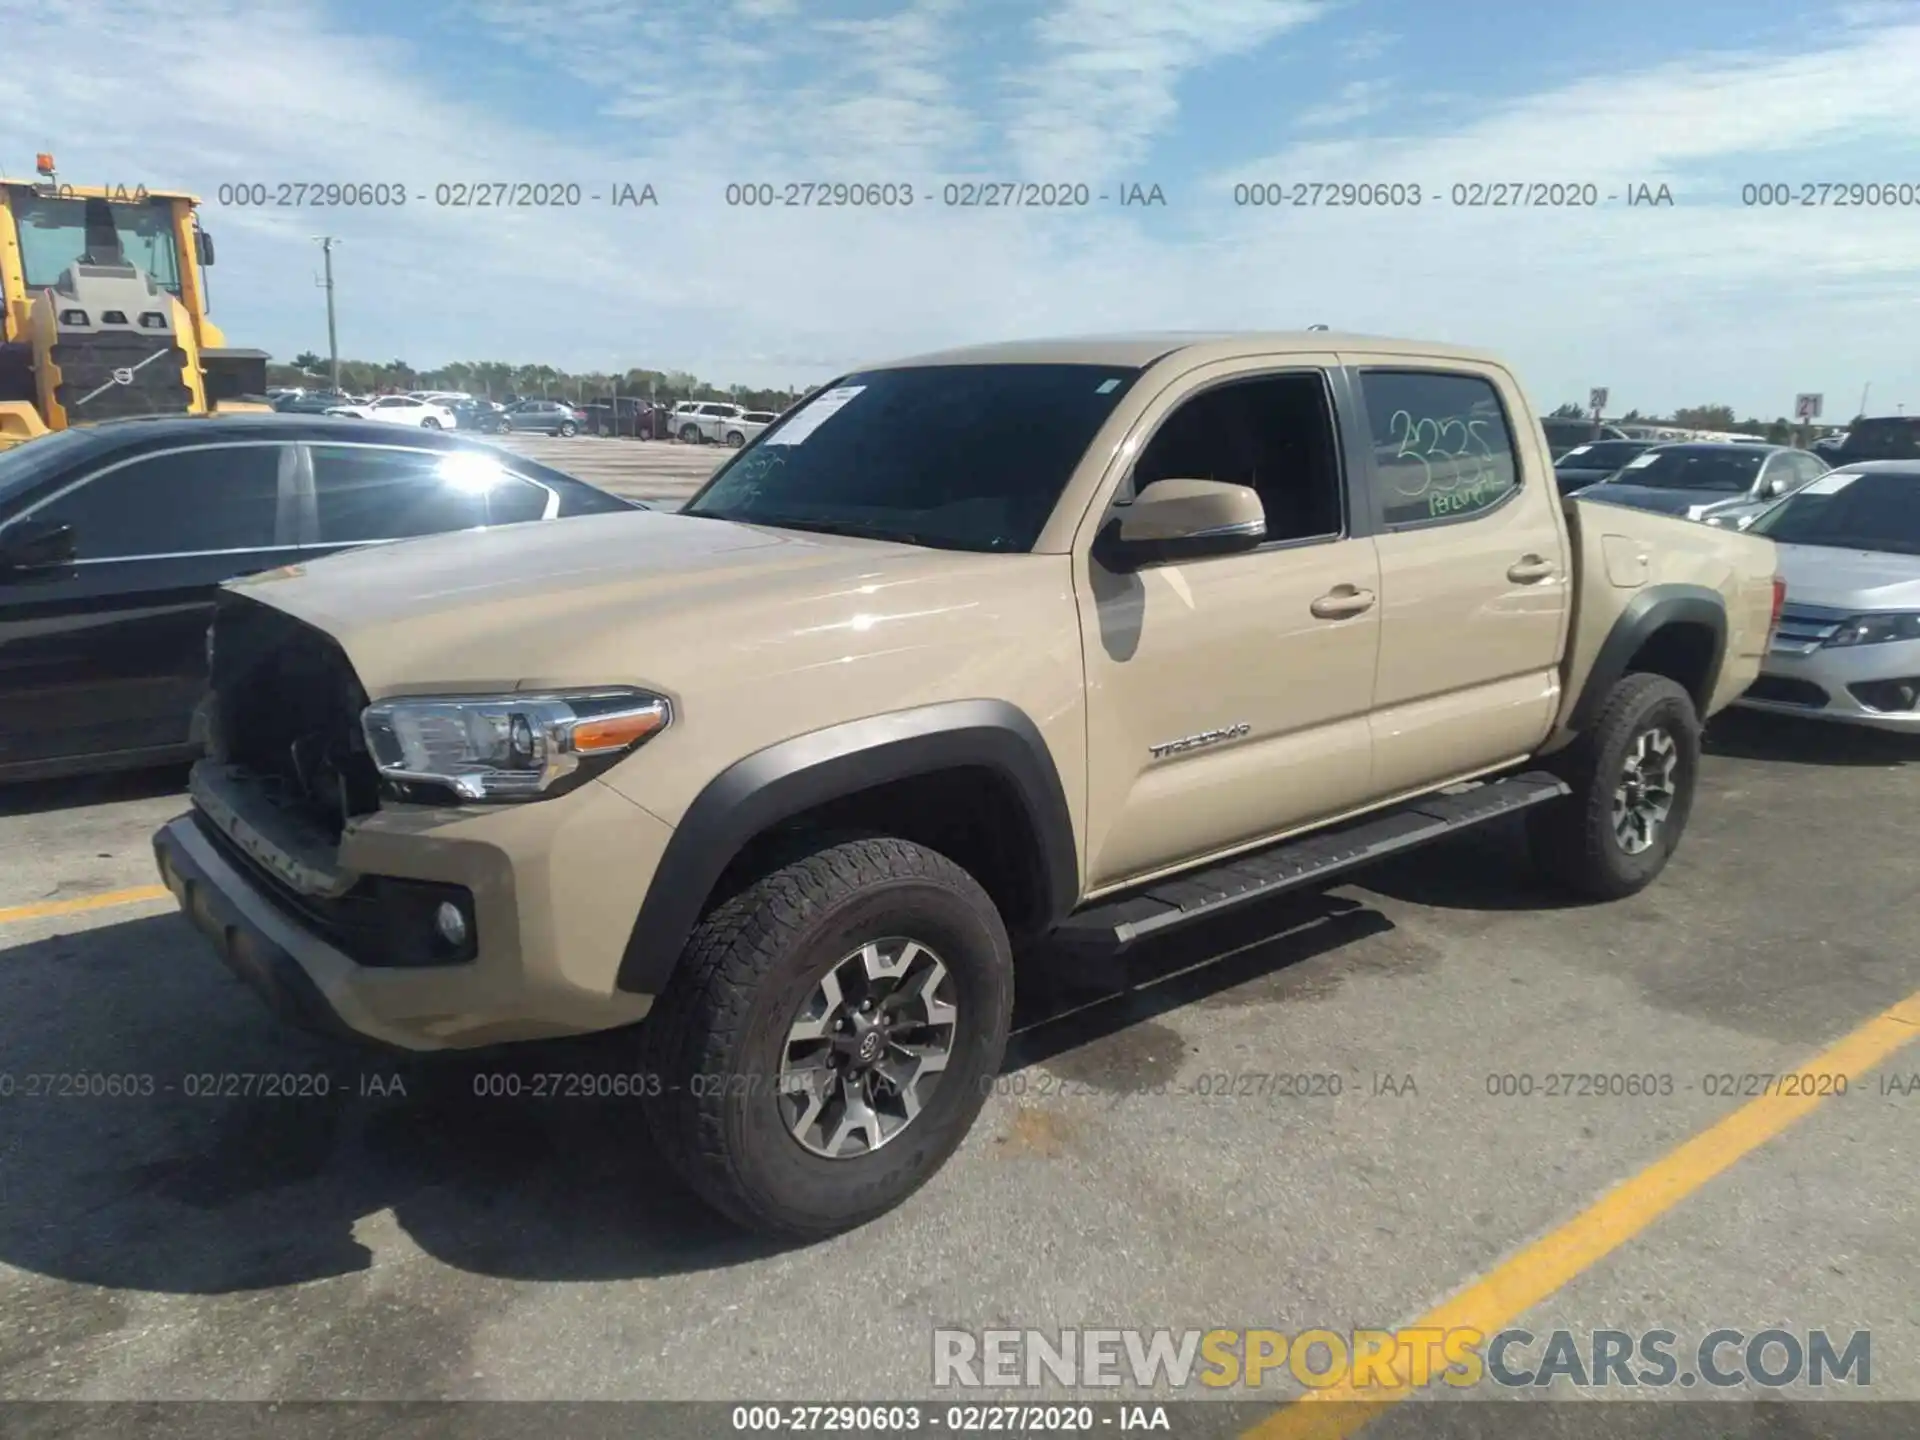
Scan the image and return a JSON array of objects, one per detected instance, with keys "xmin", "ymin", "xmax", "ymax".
[
  {"xmin": 725, "ymin": 430, "xmax": 745, "ymax": 448},
  {"xmin": 680, "ymin": 424, "xmax": 703, "ymax": 444},
  {"xmin": 420, "ymin": 417, "xmax": 442, "ymax": 429},
  {"xmin": 1529, "ymin": 673, "xmax": 1701, "ymax": 899},
  {"xmin": 558, "ymin": 419, "xmax": 578, "ymax": 437},
  {"xmin": 640, "ymin": 836, "xmax": 1012, "ymax": 1239}
]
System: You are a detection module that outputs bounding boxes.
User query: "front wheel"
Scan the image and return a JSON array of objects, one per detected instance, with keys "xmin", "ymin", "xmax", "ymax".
[
  {"xmin": 495, "ymin": 418, "xmax": 512, "ymax": 433},
  {"xmin": 725, "ymin": 430, "xmax": 745, "ymax": 448},
  {"xmin": 640, "ymin": 836, "xmax": 1012, "ymax": 1239},
  {"xmin": 420, "ymin": 417, "xmax": 442, "ymax": 429},
  {"xmin": 1529, "ymin": 673, "xmax": 1702, "ymax": 900}
]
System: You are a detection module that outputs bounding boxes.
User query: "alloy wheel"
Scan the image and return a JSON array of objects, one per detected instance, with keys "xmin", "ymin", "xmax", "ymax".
[
  {"xmin": 777, "ymin": 937, "xmax": 959, "ymax": 1159},
  {"xmin": 1613, "ymin": 726, "xmax": 1678, "ymax": 855}
]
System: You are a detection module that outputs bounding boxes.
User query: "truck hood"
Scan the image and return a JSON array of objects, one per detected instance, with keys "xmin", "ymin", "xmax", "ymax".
[
  {"xmin": 1775, "ymin": 542, "xmax": 1920, "ymax": 611},
  {"xmin": 225, "ymin": 508, "xmax": 974, "ymax": 694}
]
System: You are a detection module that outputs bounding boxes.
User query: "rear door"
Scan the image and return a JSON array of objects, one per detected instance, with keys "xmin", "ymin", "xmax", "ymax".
[
  {"xmin": 1341, "ymin": 360, "xmax": 1571, "ymax": 796},
  {"xmin": 0, "ymin": 441, "xmax": 300, "ymax": 773},
  {"xmin": 293, "ymin": 442, "xmax": 560, "ymax": 556}
]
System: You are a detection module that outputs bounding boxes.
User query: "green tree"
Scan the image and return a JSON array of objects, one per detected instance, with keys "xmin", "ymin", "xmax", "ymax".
[
  {"xmin": 1672, "ymin": 404, "xmax": 1736, "ymax": 431},
  {"xmin": 291, "ymin": 351, "xmax": 324, "ymax": 373},
  {"xmin": 1549, "ymin": 402, "xmax": 1587, "ymax": 419}
]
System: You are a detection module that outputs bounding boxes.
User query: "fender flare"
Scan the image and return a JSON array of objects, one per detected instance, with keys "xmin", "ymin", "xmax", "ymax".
[
  {"xmin": 1568, "ymin": 583, "xmax": 1728, "ymax": 731},
  {"xmin": 614, "ymin": 699, "xmax": 1079, "ymax": 995}
]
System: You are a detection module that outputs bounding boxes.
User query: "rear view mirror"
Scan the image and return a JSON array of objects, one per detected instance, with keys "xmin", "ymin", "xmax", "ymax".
[
  {"xmin": 1095, "ymin": 478, "xmax": 1265, "ymax": 570},
  {"xmin": 0, "ymin": 518, "xmax": 77, "ymax": 572}
]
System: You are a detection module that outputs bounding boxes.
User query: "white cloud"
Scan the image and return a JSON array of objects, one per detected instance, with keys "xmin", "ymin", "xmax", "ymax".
[
  {"xmin": 1339, "ymin": 26, "xmax": 1398, "ymax": 61},
  {"xmin": 1004, "ymin": 0, "xmax": 1329, "ymax": 176},
  {"xmin": 7, "ymin": 0, "xmax": 1920, "ymax": 414},
  {"xmin": 1294, "ymin": 78, "xmax": 1390, "ymax": 128}
]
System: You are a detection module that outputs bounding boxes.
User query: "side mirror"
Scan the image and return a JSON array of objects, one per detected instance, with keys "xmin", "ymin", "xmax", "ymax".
[
  {"xmin": 1094, "ymin": 478, "xmax": 1265, "ymax": 571},
  {"xmin": 1735, "ymin": 515, "xmax": 1758, "ymax": 531},
  {"xmin": 195, "ymin": 228, "xmax": 216, "ymax": 265},
  {"xmin": 1758, "ymin": 478, "xmax": 1783, "ymax": 498},
  {"xmin": 0, "ymin": 518, "xmax": 78, "ymax": 573}
]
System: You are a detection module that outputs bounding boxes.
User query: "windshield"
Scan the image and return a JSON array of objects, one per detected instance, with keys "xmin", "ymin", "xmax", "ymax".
[
  {"xmin": 1747, "ymin": 471, "xmax": 1920, "ymax": 556},
  {"xmin": 10, "ymin": 191, "xmax": 183, "ymax": 293},
  {"xmin": 1557, "ymin": 441, "xmax": 1648, "ymax": 470},
  {"xmin": 683, "ymin": 363, "xmax": 1141, "ymax": 552},
  {"xmin": 1604, "ymin": 448, "xmax": 1763, "ymax": 492}
]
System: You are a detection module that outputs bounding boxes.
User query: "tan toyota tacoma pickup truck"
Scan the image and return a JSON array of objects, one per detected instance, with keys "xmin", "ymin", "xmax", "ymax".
[{"xmin": 152, "ymin": 333, "xmax": 1781, "ymax": 1238}]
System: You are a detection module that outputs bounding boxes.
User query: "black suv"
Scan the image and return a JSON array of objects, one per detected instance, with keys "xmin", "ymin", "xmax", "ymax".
[{"xmin": 1829, "ymin": 416, "xmax": 1920, "ymax": 466}]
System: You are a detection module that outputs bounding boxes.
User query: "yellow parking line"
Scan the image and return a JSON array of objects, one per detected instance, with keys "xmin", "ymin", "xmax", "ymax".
[
  {"xmin": 0, "ymin": 885, "xmax": 170, "ymax": 926},
  {"xmin": 1244, "ymin": 988, "xmax": 1920, "ymax": 1440}
]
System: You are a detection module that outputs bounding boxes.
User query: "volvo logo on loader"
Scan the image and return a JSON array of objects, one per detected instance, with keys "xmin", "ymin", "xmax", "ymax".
[{"xmin": 111, "ymin": 367, "xmax": 133, "ymax": 385}]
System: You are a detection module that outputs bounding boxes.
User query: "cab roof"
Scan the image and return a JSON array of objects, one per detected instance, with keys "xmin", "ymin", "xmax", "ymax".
[{"xmin": 860, "ymin": 331, "xmax": 1509, "ymax": 371}]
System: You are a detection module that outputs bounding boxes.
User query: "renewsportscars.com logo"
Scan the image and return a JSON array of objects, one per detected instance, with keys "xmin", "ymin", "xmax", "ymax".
[{"xmin": 932, "ymin": 1327, "xmax": 1871, "ymax": 1392}]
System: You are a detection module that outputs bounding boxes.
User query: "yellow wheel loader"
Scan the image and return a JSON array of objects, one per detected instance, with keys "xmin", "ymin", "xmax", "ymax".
[{"xmin": 0, "ymin": 153, "xmax": 271, "ymax": 451}]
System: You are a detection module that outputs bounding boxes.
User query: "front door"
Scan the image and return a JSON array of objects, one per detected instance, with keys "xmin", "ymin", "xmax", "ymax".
[
  {"xmin": 1076, "ymin": 357, "xmax": 1382, "ymax": 891},
  {"xmin": 0, "ymin": 441, "xmax": 300, "ymax": 772}
]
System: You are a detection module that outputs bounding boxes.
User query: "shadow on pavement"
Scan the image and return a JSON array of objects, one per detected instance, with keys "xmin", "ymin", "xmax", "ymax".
[
  {"xmin": 1704, "ymin": 707, "xmax": 1920, "ymax": 766},
  {"xmin": 0, "ymin": 879, "xmax": 1422, "ymax": 1295},
  {"xmin": 0, "ymin": 763, "xmax": 190, "ymax": 818}
]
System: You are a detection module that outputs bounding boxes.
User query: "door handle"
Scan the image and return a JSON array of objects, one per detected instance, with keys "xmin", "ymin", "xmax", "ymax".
[
  {"xmin": 1507, "ymin": 555, "xmax": 1557, "ymax": 583},
  {"xmin": 1310, "ymin": 585, "xmax": 1376, "ymax": 619}
]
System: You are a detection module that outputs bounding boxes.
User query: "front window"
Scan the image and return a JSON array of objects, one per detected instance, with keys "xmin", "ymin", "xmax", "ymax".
[
  {"xmin": 683, "ymin": 363, "xmax": 1141, "ymax": 552},
  {"xmin": 1605, "ymin": 448, "xmax": 1763, "ymax": 492},
  {"xmin": 11, "ymin": 191, "xmax": 183, "ymax": 293},
  {"xmin": 1747, "ymin": 471, "xmax": 1920, "ymax": 556}
]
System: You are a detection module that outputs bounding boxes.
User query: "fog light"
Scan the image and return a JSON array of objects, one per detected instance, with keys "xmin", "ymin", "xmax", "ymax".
[{"xmin": 434, "ymin": 901, "xmax": 469, "ymax": 949}]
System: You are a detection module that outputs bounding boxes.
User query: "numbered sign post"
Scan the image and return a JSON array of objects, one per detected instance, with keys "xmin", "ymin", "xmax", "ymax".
[{"xmin": 1794, "ymin": 393, "xmax": 1822, "ymax": 421}]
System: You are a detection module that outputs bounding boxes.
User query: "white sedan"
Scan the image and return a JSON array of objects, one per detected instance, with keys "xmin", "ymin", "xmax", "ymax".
[{"xmin": 326, "ymin": 395, "xmax": 458, "ymax": 429}]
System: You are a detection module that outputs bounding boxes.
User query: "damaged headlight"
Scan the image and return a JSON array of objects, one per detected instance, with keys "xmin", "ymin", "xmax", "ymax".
[{"xmin": 360, "ymin": 689, "xmax": 671, "ymax": 802}]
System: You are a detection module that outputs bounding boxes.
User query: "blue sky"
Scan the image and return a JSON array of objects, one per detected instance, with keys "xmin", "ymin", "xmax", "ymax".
[{"xmin": 7, "ymin": 0, "xmax": 1920, "ymax": 417}]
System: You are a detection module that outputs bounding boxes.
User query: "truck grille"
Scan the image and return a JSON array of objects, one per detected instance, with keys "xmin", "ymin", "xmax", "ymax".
[{"xmin": 206, "ymin": 592, "xmax": 381, "ymax": 840}]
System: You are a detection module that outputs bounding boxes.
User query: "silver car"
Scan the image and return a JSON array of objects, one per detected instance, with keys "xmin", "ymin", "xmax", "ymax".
[
  {"xmin": 1735, "ymin": 462, "xmax": 1920, "ymax": 730},
  {"xmin": 1574, "ymin": 442, "xmax": 1828, "ymax": 527}
]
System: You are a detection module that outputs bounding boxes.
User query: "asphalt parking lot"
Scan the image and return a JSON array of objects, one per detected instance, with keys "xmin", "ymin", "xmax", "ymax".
[
  {"xmin": 486, "ymin": 433, "xmax": 725, "ymax": 505},
  {"xmin": 1, "ymin": 708, "xmax": 1916, "ymax": 1428}
]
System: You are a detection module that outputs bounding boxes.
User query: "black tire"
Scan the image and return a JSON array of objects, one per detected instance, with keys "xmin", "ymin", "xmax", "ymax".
[
  {"xmin": 725, "ymin": 430, "xmax": 745, "ymax": 448},
  {"xmin": 558, "ymin": 420, "xmax": 577, "ymax": 436},
  {"xmin": 420, "ymin": 417, "xmax": 442, "ymax": 429},
  {"xmin": 496, "ymin": 418, "xmax": 512, "ymax": 433},
  {"xmin": 1528, "ymin": 673, "xmax": 1702, "ymax": 900},
  {"xmin": 680, "ymin": 424, "xmax": 703, "ymax": 444},
  {"xmin": 640, "ymin": 836, "xmax": 1012, "ymax": 1239}
]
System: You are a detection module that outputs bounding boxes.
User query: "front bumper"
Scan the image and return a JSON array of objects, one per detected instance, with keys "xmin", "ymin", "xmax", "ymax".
[
  {"xmin": 1733, "ymin": 637, "xmax": 1920, "ymax": 731},
  {"xmin": 153, "ymin": 768, "xmax": 671, "ymax": 1051}
]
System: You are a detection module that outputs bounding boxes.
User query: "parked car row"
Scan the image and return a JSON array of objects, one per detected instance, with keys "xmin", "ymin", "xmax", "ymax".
[
  {"xmin": 0, "ymin": 415, "xmax": 641, "ymax": 782},
  {"xmin": 1547, "ymin": 419, "xmax": 1920, "ymax": 733}
]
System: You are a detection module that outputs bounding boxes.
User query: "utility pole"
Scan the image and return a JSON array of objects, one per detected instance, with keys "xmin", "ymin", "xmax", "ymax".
[
  {"xmin": 1858, "ymin": 382, "xmax": 1871, "ymax": 419},
  {"xmin": 313, "ymin": 237, "xmax": 340, "ymax": 391}
]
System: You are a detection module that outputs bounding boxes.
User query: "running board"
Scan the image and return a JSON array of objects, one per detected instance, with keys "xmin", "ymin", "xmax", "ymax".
[{"xmin": 1053, "ymin": 770, "xmax": 1570, "ymax": 952}]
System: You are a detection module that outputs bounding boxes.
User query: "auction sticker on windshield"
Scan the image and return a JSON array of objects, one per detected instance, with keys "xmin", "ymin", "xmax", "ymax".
[
  {"xmin": 766, "ymin": 385, "xmax": 866, "ymax": 446},
  {"xmin": 1801, "ymin": 471, "xmax": 1861, "ymax": 494},
  {"xmin": 1623, "ymin": 453, "xmax": 1660, "ymax": 468}
]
